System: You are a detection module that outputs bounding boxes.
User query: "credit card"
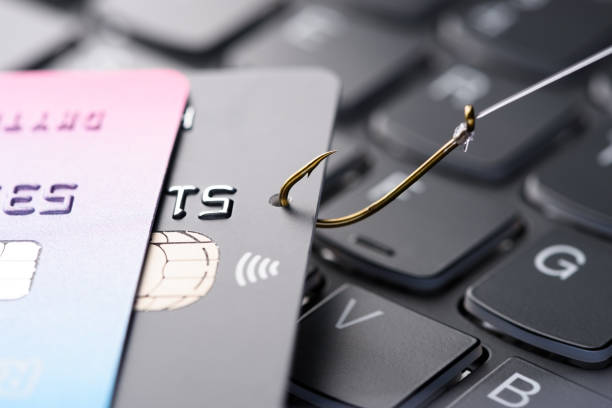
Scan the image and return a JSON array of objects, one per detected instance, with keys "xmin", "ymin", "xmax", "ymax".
[
  {"xmin": 0, "ymin": 70, "xmax": 189, "ymax": 407},
  {"xmin": 114, "ymin": 70, "xmax": 339, "ymax": 407}
]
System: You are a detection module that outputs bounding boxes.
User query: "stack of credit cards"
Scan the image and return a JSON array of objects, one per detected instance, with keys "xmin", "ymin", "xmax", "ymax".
[{"xmin": 1, "ymin": 69, "xmax": 339, "ymax": 407}]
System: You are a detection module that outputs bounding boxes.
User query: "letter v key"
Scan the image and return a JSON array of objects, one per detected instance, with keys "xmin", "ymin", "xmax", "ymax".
[{"xmin": 335, "ymin": 298, "xmax": 384, "ymax": 330}]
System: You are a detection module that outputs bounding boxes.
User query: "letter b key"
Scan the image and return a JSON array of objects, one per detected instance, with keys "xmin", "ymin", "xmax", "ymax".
[
  {"xmin": 487, "ymin": 372, "xmax": 540, "ymax": 407},
  {"xmin": 448, "ymin": 358, "xmax": 612, "ymax": 407}
]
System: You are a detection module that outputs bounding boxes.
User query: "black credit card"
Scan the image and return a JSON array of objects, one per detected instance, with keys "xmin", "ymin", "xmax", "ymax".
[{"xmin": 114, "ymin": 70, "xmax": 339, "ymax": 407}]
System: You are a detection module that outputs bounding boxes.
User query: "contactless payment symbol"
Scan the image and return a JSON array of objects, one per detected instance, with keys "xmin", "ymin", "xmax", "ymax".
[
  {"xmin": 135, "ymin": 231, "xmax": 219, "ymax": 312},
  {"xmin": 235, "ymin": 252, "xmax": 280, "ymax": 287},
  {"xmin": 0, "ymin": 241, "xmax": 41, "ymax": 300}
]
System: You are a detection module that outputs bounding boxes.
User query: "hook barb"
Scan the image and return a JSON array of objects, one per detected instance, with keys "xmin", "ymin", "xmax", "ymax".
[{"xmin": 278, "ymin": 150, "xmax": 336, "ymax": 207}]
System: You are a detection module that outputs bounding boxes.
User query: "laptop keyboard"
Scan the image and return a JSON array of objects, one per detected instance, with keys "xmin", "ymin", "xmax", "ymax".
[{"xmin": 6, "ymin": 0, "xmax": 612, "ymax": 406}]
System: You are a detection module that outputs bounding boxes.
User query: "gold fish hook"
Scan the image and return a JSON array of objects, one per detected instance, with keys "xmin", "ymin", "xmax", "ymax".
[
  {"xmin": 277, "ymin": 44, "xmax": 612, "ymax": 227},
  {"xmin": 277, "ymin": 106, "xmax": 475, "ymax": 228}
]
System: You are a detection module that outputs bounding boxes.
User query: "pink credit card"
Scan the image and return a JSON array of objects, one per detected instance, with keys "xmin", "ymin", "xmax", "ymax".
[{"xmin": 0, "ymin": 70, "xmax": 189, "ymax": 407}]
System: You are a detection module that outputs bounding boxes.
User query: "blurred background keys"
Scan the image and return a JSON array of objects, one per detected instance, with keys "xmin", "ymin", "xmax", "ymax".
[
  {"xmin": 525, "ymin": 124, "xmax": 612, "ymax": 238},
  {"xmin": 0, "ymin": 0, "xmax": 80, "ymax": 69},
  {"xmin": 291, "ymin": 285, "xmax": 481, "ymax": 408},
  {"xmin": 589, "ymin": 68, "xmax": 612, "ymax": 116},
  {"xmin": 316, "ymin": 147, "xmax": 520, "ymax": 291},
  {"xmin": 449, "ymin": 358, "xmax": 612, "ymax": 408},
  {"xmin": 370, "ymin": 64, "xmax": 576, "ymax": 181},
  {"xmin": 465, "ymin": 228, "xmax": 612, "ymax": 365},
  {"xmin": 50, "ymin": 29, "xmax": 187, "ymax": 70},
  {"xmin": 92, "ymin": 0, "xmax": 281, "ymax": 54},
  {"xmin": 438, "ymin": 0, "xmax": 612, "ymax": 74},
  {"xmin": 225, "ymin": 4, "xmax": 423, "ymax": 111},
  {"xmin": 326, "ymin": 0, "xmax": 451, "ymax": 20}
]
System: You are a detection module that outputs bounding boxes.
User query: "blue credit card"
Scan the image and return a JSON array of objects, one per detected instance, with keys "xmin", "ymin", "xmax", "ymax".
[{"xmin": 0, "ymin": 70, "xmax": 189, "ymax": 407}]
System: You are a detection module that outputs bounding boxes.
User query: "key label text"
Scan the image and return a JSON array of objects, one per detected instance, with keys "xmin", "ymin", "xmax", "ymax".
[
  {"xmin": 487, "ymin": 372, "xmax": 541, "ymax": 407},
  {"xmin": 533, "ymin": 244, "xmax": 586, "ymax": 280}
]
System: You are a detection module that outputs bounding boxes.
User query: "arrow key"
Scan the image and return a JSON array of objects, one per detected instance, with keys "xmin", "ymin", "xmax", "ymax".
[{"xmin": 291, "ymin": 284, "xmax": 481, "ymax": 408}]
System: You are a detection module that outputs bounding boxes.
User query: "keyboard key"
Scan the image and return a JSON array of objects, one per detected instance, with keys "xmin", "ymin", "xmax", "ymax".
[
  {"xmin": 291, "ymin": 284, "xmax": 481, "ymax": 408},
  {"xmin": 465, "ymin": 228, "xmax": 612, "ymax": 365},
  {"xmin": 589, "ymin": 68, "xmax": 612, "ymax": 116},
  {"xmin": 370, "ymin": 64, "xmax": 576, "ymax": 181},
  {"xmin": 327, "ymin": 0, "xmax": 450, "ymax": 20},
  {"xmin": 448, "ymin": 358, "xmax": 612, "ymax": 408},
  {"xmin": 525, "ymin": 124, "xmax": 612, "ymax": 238},
  {"xmin": 51, "ymin": 30, "xmax": 186, "ymax": 70},
  {"xmin": 93, "ymin": 0, "xmax": 280, "ymax": 54},
  {"xmin": 438, "ymin": 0, "xmax": 612, "ymax": 74},
  {"xmin": 0, "ymin": 0, "xmax": 80, "ymax": 69},
  {"xmin": 225, "ymin": 4, "xmax": 423, "ymax": 111},
  {"xmin": 316, "ymin": 148, "xmax": 520, "ymax": 290}
]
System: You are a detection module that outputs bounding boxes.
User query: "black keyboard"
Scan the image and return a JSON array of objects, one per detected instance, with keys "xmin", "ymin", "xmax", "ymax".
[{"xmin": 5, "ymin": 0, "xmax": 612, "ymax": 406}]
